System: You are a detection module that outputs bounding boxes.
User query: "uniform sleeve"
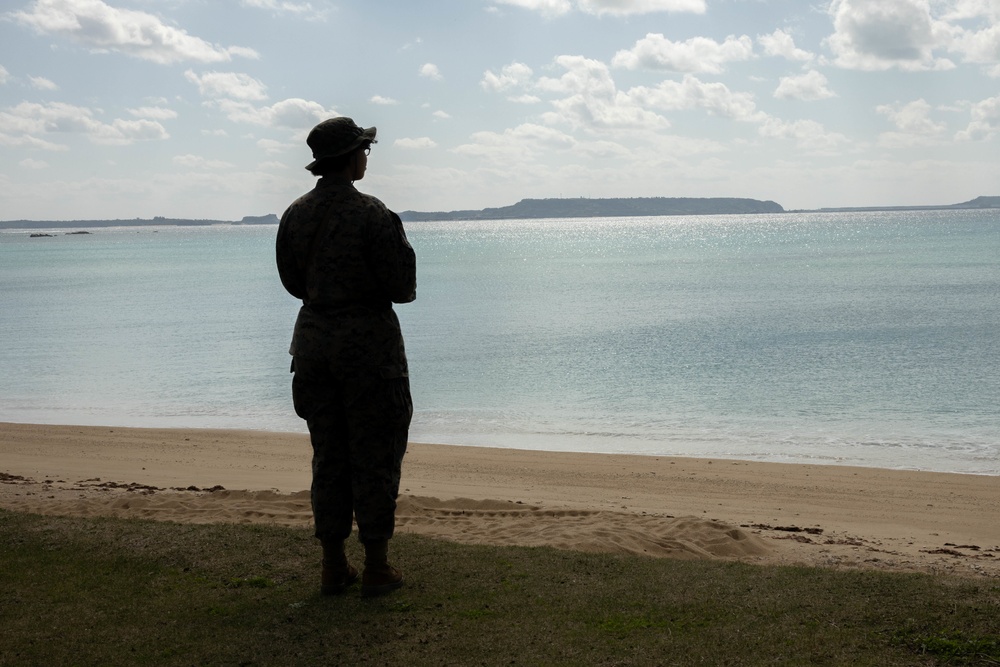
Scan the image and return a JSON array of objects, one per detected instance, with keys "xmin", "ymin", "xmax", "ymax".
[
  {"xmin": 368, "ymin": 208, "xmax": 417, "ymax": 304},
  {"xmin": 275, "ymin": 206, "xmax": 306, "ymax": 300}
]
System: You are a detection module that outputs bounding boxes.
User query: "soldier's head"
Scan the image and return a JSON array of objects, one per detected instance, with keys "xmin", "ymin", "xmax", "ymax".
[{"xmin": 305, "ymin": 117, "xmax": 377, "ymax": 178}]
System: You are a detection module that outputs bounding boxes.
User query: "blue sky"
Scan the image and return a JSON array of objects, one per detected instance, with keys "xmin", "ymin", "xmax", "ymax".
[{"xmin": 1, "ymin": 0, "xmax": 998, "ymax": 220}]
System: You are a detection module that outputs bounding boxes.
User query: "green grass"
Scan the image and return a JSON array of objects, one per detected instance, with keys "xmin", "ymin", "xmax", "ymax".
[{"xmin": 2, "ymin": 510, "xmax": 999, "ymax": 666}]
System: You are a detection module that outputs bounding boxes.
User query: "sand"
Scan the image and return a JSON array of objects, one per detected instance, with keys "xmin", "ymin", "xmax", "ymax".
[{"xmin": 2, "ymin": 421, "xmax": 998, "ymax": 578}]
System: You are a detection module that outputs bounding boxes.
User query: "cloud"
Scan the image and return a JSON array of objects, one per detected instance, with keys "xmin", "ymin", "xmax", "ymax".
[
  {"xmin": 453, "ymin": 122, "xmax": 577, "ymax": 162},
  {"xmin": 394, "ymin": 137, "xmax": 438, "ymax": 149},
  {"xmin": 0, "ymin": 101, "xmax": 169, "ymax": 147},
  {"xmin": 825, "ymin": 0, "xmax": 957, "ymax": 71},
  {"xmin": 758, "ymin": 116, "xmax": 850, "ymax": 154},
  {"xmin": 758, "ymin": 29, "xmax": 814, "ymax": 62},
  {"xmin": 627, "ymin": 75, "xmax": 763, "ymax": 120},
  {"xmin": 20, "ymin": 158, "xmax": 49, "ymax": 169},
  {"xmin": 574, "ymin": 0, "xmax": 706, "ymax": 16},
  {"xmin": 955, "ymin": 93, "xmax": 1000, "ymax": 140},
  {"xmin": 0, "ymin": 65, "xmax": 10, "ymax": 85},
  {"xmin": 257, "ymin": 138, "xmax": 293, "ymax": 153},
  {"xmin": 950, "ymin": 21, "xmax": 1000, "ymax": 73},
  {"xmin": 173, "ymin": 154, "xmax": 235, "ymax": 169},
  {"xmin": 535, "ymin": 55, "xmax": 671, "ymax": 130},
  {"xmin": 773, "ymin": 70, "xmax": 836, "ymax": 101},
  {"xmin": 419, "ymin": 63, "xmax": 443, "ymax": 80},
  {"xmin": 211, "ymin": 98, "xmax": 337, "ymax": 128},
  {"xmin": 185, "ymin": 70, "xmax": 268, "ymax": 101},
  {"xmin": 0, "ymin": 131, "xmax": 68, "ymax": 151},
  {"xmin": 256, "ymin": 160, "xmax": 289, "ymax": 170},
  {"xmin": 876, "ymin": 99, "xmax": 947, "ymax": 147},
  {"xmin": 876, "ymin": 98, "xmax": 946, "ymax": 134},
  {"xmin": 240, "ymin": 0, "xmax": 327, "ymax": 20},
  {"xmin": 370, "ymin": 95, "xmax": 399, "ymax": 105},
  {"xmin": 491, "ymin": 0, "xmax": 705, "ymax": 17},
  {"xmin": 127, "ymin": 106, "xmax": 178, "ymax": 120},
  {"xmin": 29, "ymin": 75, "xmax": 58, "ymax": 90},
  {"xmin": 432, "ymin": 110, "xmax": 452, "ymax": 119},
  {"xmin": 13, "ymin": 0, "xmax": 258, "ymax": 65},
  {"xmin": 482, "ymin": 62, "xmax": 534, "ymax": 92},
  {"xmin": 611, "ymin": 33, "xmax": 754, "ymax": 73}
]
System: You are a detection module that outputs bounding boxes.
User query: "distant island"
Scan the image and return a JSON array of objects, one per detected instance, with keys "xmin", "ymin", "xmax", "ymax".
[
  {"xmin": 398, "ymin": 197, "xmax": 784, "ymax": 221},
  {"xmin": 800, "ymin": 195, "xmax": 1000, "ymax": 213},
  {"xmin": 2, "ymin": 196, "xmax": 998, "ymax": 230},
  {"xmin": 0, "ymin": 214, "xmax": 279, "ymax": 231}
]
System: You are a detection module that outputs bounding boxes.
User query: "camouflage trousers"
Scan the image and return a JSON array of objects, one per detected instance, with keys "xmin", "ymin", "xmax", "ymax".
[{"xmin": 291, "ymin": 357, "xmax": 412, "ymax": 544}]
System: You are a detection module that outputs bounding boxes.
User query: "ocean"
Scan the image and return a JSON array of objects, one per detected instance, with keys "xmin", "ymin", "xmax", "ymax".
[{"xmin": 1, "ymin": 210, "xmax": 998, "ymax": 475}]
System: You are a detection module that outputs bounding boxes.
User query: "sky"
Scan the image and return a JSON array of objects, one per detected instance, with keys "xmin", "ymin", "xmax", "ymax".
[{"xmin": 1, "ymin": 0, "xmax": 999, "ymax": 220}]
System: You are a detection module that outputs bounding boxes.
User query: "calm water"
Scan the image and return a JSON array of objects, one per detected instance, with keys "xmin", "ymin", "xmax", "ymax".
[{"xmin": 1, "ymin": 210, "xmax": 998, "ymax": 474}]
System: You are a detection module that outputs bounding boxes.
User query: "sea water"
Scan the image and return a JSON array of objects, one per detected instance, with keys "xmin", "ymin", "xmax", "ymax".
[{"xmin": 1, "ymin": 210, "xmax": 998, "ymax": 474}]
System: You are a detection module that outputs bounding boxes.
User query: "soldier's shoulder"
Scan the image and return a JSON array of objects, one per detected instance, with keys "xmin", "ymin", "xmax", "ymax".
[
  {"xmin": 346, "ymin": 190, "xmax": 392, "ymax": 217},
  {"xmin": 281, "ymin": 187, "xmax": 326, "ymax": 220}
]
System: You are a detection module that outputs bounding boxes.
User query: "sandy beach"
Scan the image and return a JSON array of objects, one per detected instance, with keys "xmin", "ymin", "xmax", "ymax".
[{"xmin": 2, "ymin": 421, "xmax": 998, "ymax": 578}]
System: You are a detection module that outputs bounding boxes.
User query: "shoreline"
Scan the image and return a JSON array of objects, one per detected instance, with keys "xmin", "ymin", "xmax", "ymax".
[{"xmin": 2, "ymin": 422, "xmax": 999, "ymax": 578}]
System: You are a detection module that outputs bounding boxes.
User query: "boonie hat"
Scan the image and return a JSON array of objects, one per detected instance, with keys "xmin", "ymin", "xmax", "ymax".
[{"xmin": 305, "ymin": 117, "xmax": 377, "ymax": 170}]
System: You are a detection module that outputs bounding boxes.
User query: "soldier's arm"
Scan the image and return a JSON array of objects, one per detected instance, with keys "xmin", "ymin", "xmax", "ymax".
[
  {"xmin": 368, "ymin": 209, "xmax": 416, "ymax": 304},
  {"xmin": 275, "ymin": 208, "xmax": 307, "ymax": 300}
]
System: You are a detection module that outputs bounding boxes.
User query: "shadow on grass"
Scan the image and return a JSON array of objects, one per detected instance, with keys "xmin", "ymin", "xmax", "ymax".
[{"xmin": 2, "ymin": 510, "xmax": 999, "ymax": 666}]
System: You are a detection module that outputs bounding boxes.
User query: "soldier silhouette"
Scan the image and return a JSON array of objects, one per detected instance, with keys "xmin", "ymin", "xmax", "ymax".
[{"xmin": 276, "ymin": 117, "xmax": 416, "ymax": 596}]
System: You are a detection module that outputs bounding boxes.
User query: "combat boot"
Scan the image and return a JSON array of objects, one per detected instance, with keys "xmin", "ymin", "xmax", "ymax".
[
  {"xmin": 361, "ymin": 539, "xmax": 404, "ymax": 597},
  {"xmin": 320, "ymin": 539, "xmax": 358, "ymax": 595}
]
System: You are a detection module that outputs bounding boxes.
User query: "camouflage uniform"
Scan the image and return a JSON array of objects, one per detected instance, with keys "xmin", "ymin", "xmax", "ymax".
[{"xmin": 276, "ymin": 176, "xmax": 416, "ymax": 544}]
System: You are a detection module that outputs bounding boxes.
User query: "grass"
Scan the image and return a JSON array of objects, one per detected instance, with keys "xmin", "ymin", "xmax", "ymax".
[{"xmin": 2, "ymin": 509, "xmax": 999, "ymax": 666}]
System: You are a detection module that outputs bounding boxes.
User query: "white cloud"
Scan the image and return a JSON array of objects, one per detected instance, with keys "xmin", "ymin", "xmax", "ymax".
[
  {"xmin": 212, "ymin": 98, "xmax": 337, "ymax": 128},
  {"xmin": 575, "ymin": 0, "xmax": 706, "ymax": 16},
  {"xmin": 0, "ymin": 65, "xmax": 10, "ymax": 85},
  {"xmin": 173, "ymin": 154, "xmax": 235, "ymax": 169},
  {"xmin": 612, "ymin": 33, "xmax": 754, "ymax": 73},
  {"xmin": 939, "ymin": 0, "xmax": 1000, "ymax": 21},
  {"xmin": 774, "ymin": 70, "xmax": 836, "ymax": 101},
  {"xmin": 20, "ymin": 158, "xmax": 49, "ymax": 169},
  {"xmin": 955, "ymin": 94, "xmax": 1000, "ymax": 140},
  {"xmin": 13, "ymin": 0, "xmax": 259, "ymax": 65},
  {"xmin": 876, "ymin": 112, "xmax": 947, "ymax": 146},
  {"xmin": 482, "ymin": 62, "xmax": 534, "ymax": 92},
  {"xmin": 432, "ymin": 110, "xmax": 452, "ymax": 119},
  {"xmin": 370, "ymin": 95, "xmax": 399, "ymax": 105},
  {"xmin": 29, "ymin": 75, "xmax": 58, "ymax": 90},
  {"xmin": 127, "ymin": 106, "xmax": 178, "ymax": 120},
  {"xmin": 257, "ymin": 138, "xmax": 293, "ymax": 153},
  {"xmin": 0, "ymin": 101, "xmax": 169, "ymax": 147},
  {"xmin": 0, "ymin": 132, "xmax": 68, "ymax": 151},
  {"xmin": 758, "ymin": 116, "xmax": 850, "ymax": 154},
  {"xmin": 185, "ymin": 70, "xmax": 268, "ymax": 101},
  {"xmin": 876, "ymin": 99, "xmax": 946, "ymax": 134},
  {"xmin": 454, "ymin": 122, "xmax": 577, "ymax": 162},
  {"xmin": 481, "ymin": 63, "xmax": 546, "ymax": 102},
  {"xmin": 492, "ymin": 0, "xmax": 572, "ymax": 17},
  {"xmin": 951, "ymin": 22, "xmax": 1000, "ymax": 73},
  {"xmin": 825, "ymin": 0, "xmax": 957, "ymax": 71},
  {"xmin": 758, "ymin": 29, "xmax": 814, "ymax": 62},
  {"xmin": 628, "ymin": 75, "xmax": 763, "ymax": 120},
  {"xmin": 240, "ymin": 0, "xmax": 326, "ymax": 20},
  {"xmin": 535, "ymin": 55, "xmax": 671, "ymax": 130},
  {"xmin": 395, "ymin": 137, "xmax": 438, "ymax": 149},
  {"xmin": 419, "ymin": 63, "xmax": 443, "ymax": 80},
  {"xmin": 492, "ymin": 0, "xmax": 705, "ymax": 16}
]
